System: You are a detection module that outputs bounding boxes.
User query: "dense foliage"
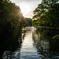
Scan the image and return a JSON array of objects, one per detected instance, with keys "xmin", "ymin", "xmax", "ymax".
[
  {"xmin": 24, "ymin": 18, "xmax": 32, "ymax": 26},
  {"xmin": 32, "ymin": 0, "xmax": 59, "ymax": 27},
  {"xmin": 0, "ymin": 0, "xmax": 32, "ymax": 57},
  {"xmin": 0, "ymin": 0, "xmax": 27, "ymax": 56}
]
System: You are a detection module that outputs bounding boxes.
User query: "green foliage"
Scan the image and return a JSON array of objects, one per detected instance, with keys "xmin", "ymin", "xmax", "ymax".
[
  {"xmin": 0, "ymin": 0, "xmax": 24, "ymax": 54},
  {"xmin": 52, "ymin": 35, "xmax": 59, "ymax": 39},
  {"xmin": 0, "ymin": 1, "xmax": 32, "ymax": 55},
  {"xmin": 33, "ymin": 4, "xmax": 47, "ymax": 20},
  {"xmin": 24, "ymin": 18, "xmax": 32, "ymax": 26},
  {"xmin": 22, "ymin": 24, "xmax": 26, "ymax": 28},
  {"xmin": 32, "ymin": 0, "xmax": 59, "ymax": 27},
  {"xmin": 41, "ymin": 0, "xmax": 59, "ymax": 4}
]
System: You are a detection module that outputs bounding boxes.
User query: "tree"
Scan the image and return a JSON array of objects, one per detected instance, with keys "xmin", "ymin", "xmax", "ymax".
[
  {"xmin": 33, "ymin": 0, "xmax": 59, "ymax": 20},
  {"xmin": 33, "ymin": 4, "xmax": 47, "ymax": 20},
  {"xmin": 41, "ymin": 0, "xmax": 59, "ymax": 4},
  {"xmin": 32, "ymin": 0, "xmax": 59, "ymax": 27},
  {"xmin": 0, "ymin": 0, "xmax": 24, "ymax": 56},
  {"xmin": 35, "ymin": 3, "xmax": 59, "ymax": 27}
]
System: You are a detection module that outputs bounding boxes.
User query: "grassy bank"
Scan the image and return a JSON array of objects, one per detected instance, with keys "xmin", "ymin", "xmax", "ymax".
[{"xmin": 38, "ymin": 26, "xmax": 59, "ymax": 30}]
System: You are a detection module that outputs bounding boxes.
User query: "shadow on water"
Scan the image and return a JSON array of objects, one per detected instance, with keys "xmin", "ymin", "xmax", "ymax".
[
  {"xmin": 1, "ymin": 27, "xmax": 59, "ymax": 59},
  {"xmin": 33, "ymin": 28, "xmax": 59, "ymax": 59},
  {"xmin": 0, "ymin": 27, "xmax": 26, "ymax": 59}
]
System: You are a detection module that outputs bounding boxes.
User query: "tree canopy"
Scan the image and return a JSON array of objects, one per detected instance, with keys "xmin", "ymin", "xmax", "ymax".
[
  {"xmin": 32, "ymin": 0, "xmax": 59, "ymax": 27},
  {"xmin": 0, "ymin": 0, "xmax": 25, "ymax": 56}
]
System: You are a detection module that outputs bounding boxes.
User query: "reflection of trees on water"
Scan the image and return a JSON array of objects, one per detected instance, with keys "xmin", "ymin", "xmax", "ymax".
[
  {"xmin": 2, "ymin": 29, "xmax": 26, "ymax": 59},
  {"xmin": 33, "ymin": 29, "xmax": 59, "ymax": 59},
  {"xmin": 2, "ymin": 37, "xmax": 21, "ymax": 59},
  {"xmin": 2, "ymin": 51, "xmax": 20, "ymax": 59}
]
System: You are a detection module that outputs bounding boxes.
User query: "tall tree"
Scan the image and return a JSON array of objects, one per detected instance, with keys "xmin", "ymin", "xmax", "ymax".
[
  {"xmin": 0, "ymin": 0, "xmax": 24, "ymax": 56},
  {"xmin": 33, "ymin": 0, "xmax": 59, "ymax": 20}
]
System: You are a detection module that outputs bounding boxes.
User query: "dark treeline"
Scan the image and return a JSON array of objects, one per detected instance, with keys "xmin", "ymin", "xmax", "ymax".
[
  {"xmin": 32, "ymin": 0, "xmax": 59, "ymax": 27},
  {"xmin": 0, "ymin": 0, "xmax": 22, "ymax": 56},
  {"xmin": 24, "ymin": 18, "xmax": 32, "ymax": 26},
  {"xmin": 0, "ymin": 0, "xmax": 32, "ymax": 57}
]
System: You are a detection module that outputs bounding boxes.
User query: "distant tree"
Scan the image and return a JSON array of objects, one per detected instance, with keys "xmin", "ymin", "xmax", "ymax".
[{"xmin": 24, "ymin": 18, "xmax": 32, "ymax": 26}]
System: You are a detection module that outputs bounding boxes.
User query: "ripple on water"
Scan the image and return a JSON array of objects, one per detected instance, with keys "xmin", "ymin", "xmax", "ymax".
[{"xmin": 20, "ymin": 28, "xmax": 41, "ymax": 59}]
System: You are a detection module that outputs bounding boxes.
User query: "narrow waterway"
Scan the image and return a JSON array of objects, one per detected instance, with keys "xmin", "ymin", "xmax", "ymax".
[
  {"xmin": 2, "ymin": 27, "xmax": 59, "ymax": 59},
  {"xmin": 20, "ymin": 27, "xmax": 40, "ymax": 59}
]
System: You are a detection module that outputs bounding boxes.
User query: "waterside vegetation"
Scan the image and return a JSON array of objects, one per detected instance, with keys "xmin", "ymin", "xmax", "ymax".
[
  {"xmin": 32, "ymin": 0, "xmax": 59, "ymax": 29},
  {"xmin": 32, "ymin": 0, "xmax": 59, "ymax": 41},
  {"xmin": 0, "ymin": 0, "xmax": 32, "ymax": 57}
]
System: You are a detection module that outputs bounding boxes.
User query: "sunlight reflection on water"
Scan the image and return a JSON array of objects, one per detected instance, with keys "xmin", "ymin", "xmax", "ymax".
[
  {"xmin": 2, "ymin": 27, "xmax": 59, "ymax": 59},
  {"xmin": 20, "ymin": 27, "xmax": 40, "ymax": 59}
]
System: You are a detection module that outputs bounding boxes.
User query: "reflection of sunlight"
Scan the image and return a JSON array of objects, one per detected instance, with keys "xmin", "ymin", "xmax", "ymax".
[
  {"xmin": 20, "ymin": 27, "xmax": 40, "ymax": 59},
  {"xmin": 22, "ymin": 31, "xmax": 33, "ymax": 48},
  {"xmin": 20, "ymin": 3, "xmax": 31, "ymax": 17}
]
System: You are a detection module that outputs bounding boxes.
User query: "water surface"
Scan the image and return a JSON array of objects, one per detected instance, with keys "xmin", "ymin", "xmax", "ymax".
[{"xmin": 2, "ymin": 27, "xmax": 59, "ymax": 59}]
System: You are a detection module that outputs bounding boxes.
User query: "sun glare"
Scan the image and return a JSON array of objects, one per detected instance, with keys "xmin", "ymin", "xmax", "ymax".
[{"xmin": 20, "ymin": 3, "xmax": 31, "ymax": 17}]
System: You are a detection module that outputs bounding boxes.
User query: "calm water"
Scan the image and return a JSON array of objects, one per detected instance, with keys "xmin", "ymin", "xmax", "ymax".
[{"xmin": 2, "ymin": 27, "xmax": 59, "ymax": 59}]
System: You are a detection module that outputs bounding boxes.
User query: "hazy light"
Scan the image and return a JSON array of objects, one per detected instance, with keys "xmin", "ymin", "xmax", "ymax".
[{"xmin": 20, "ymin": 3, "xmax": 31, "ymax": 17}]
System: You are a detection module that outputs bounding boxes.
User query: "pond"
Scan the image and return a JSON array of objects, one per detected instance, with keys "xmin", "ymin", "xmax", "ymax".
[{"xmin": 2, "ymin": 27, "xmax": 59, "ymax": 59}]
